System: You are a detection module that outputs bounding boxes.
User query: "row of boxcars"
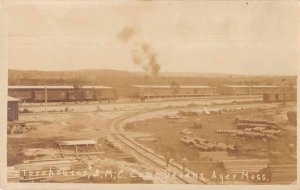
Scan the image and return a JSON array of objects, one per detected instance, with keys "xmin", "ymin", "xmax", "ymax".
[
  {"xmin": 8, "ymin": 85, "xmax": 296, "ymax": 102},
  {"xmin": 8, "ymin": 86, "xmax": 117, "ymax": 102}
]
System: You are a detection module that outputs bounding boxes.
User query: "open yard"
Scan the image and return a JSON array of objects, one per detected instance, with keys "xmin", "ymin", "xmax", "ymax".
[{"xmin": 123, "ymin": 102, "xmax": 297, "ymax": 183}]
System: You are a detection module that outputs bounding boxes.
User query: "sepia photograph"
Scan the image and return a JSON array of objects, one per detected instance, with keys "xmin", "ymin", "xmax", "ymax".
[{"xmin": 1, "ymin": 0, "xmax": 299, "ymax": 189}]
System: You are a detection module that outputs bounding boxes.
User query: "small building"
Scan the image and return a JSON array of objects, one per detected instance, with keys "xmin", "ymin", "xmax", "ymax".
[
  {"xmin": 131, "ymin": 85, "xmax": 217, "ymax": 99},
  {"xmin": 7, "ymin": 96, "xmax": 21, "ymax": 121}
]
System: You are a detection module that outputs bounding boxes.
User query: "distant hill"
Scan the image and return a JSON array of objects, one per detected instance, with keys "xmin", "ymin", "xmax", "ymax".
[{"xmin": 8, "ymin": 69, "xmax": 297, "ymax": 87}]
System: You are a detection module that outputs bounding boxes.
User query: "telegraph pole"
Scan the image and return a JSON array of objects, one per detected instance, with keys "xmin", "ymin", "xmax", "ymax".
[
  {"xmin": 45, "ymin": 84, "xmax": 47, "ymax": 119},
  {"xmin": 147, "ymin": 87, "xmax": 150, "ymax": 100}
]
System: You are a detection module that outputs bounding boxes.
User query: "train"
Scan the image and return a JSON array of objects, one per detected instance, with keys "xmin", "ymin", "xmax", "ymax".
[
  {"xmin": 8, "ymin": 85, "xmax": 296, "ymax": 103},
  {"xmin": 8, "ymin": 86, "xmax": 117, "ymax": 103}
]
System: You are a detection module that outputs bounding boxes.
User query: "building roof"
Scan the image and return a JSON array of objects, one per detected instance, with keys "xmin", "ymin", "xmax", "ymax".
[
  {"xmin": 81, "ymin": 86, "xmax": 112, "ymax": 89},
  {"xmin": 8, "ymin": 86, "xmax": 74, "ymax": 89},
  {"xmin": 8, "ymin": 85, "xmax": 112, "ymax": 89},
  {"xmin": 222, "ymin": 85, "xmax": 281, "ymax": 88},
  {"xmin": 7, "ymin": 96, "xmax": 21, "ymax": 102},
  {"xmin": 131, "ymin": 85, "xmax": 216, "ymax": 89}
]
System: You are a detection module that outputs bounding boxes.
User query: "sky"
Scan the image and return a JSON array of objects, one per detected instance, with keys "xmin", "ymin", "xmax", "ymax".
[{"xmin": 5, "ymin": 0, "xmax": 300, "ymax": 75}]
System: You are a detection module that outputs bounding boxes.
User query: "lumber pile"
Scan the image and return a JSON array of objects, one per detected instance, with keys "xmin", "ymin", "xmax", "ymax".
[
  {"xmin": 235, "ymin": 117, "xmax": 279, "ymax": 130},
  {"xmin": 216, "ymin": 129, "xmax": 241, "ymax": 133},
  {"xmin": 217, "ymin": 117, "xmax": 283, "ymax": 141}
]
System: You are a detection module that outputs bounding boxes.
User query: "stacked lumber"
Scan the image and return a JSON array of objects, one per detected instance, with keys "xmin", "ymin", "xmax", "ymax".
[
  {"xmin": 236, "ymin": 117, "xmax": 279, "ymax": 130},
  {"xmin": 216, "ymin": 128, "xmax": 280, "ymax": 140},
  {"xmin": 237, "ymin": 123, "xmax": 277, "ymax": 130},
  {"xmin": 216, "ymin": 129, "xmax": 241, "ymax": 133},
  {"xmin": 234, "ymin": 131, "xmax": 279, "ymax": 140},
  {"xmin": 237, "ymin": 117, "xmax": 277, "ymax": 125}
]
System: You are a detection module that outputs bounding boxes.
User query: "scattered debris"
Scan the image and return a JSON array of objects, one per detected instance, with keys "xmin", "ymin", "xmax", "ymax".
[
  {"xmin": 193, "ymin": 122, "xmax": 202, "ymax": 129},
  {"xmin": 180, "ymin": 129, "xmax": 192, "ymax": 135},
  {"xmin": 22, "ymin": 148, "xmax": 60, "ymax": 158},
  {"xmin": 180, "ymin": 136, "xmax": 237, "ymax": 152},
  {"xmin": 177, "ymin": 110, "xmax": 200, "ymax": 117},
  {"xmin": 7, "ymin": 121, "xmax": 36, "ymax": 134}
]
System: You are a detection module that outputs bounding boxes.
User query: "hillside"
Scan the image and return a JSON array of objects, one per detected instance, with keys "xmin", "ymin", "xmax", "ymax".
[{"xmin": 8, "ymin": 69, "xmax": 297, "ymax": 87}]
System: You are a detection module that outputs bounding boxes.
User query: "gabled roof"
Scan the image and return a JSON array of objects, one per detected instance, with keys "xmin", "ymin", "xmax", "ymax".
[
  {"xmin": 131, "ymin": 85, "xmax": 216, "ymax": 89},
  {"xmin": 8, "ymin": 96, "xmax": 21, "ymax": 102},
  {"xmin": 8, "ymin": 85, "xmax": 112, "ymax": 89},
  {"xmin": 81, "ymin": 86, "xmax": 112, "ymax": 89},
  {"xmin": 222, "ymin": 85, "xmax": 281, "ymax": 88}
]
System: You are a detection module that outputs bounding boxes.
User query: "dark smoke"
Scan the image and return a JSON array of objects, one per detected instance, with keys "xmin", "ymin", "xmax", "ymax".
[
  {"xmin": 117, "ymin": 26, "xmax": 160, "ymax": 77},
  {"xmin": 117, "ymin": 26, "xmax": 137, "ymax": 43},
  {"xmin": 131, "ymin": 42, "xmax": 160, "ymax": 77}
]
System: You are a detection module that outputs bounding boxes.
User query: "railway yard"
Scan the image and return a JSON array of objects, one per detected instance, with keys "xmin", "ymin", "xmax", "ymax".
[
  {"xmin": 7, "ymin": 96, "xmax": 297, "ymax": 184},
  {"xmin": 5, "ymin": 1, "xmax": 299, "ymax": 187}
]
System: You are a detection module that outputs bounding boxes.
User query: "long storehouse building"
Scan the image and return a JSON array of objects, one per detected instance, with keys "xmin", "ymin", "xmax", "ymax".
[
  {"xmin": 263, "ymin": 86, "xmax": 297, "ymax": 102},
  {"xmin": 8, "ymin": 85, "xmax": 116, "ymax": 102},
  {"xmin": 8, "ymin": 85, "xmax": 296, "ymax": 102},
  {"xmin": 218, "ymin": 85, "xmax": 294, "ymax": 95},
  {"xmin": 131, "ymin": 85, "xmax": 217, "ymax": 99}
]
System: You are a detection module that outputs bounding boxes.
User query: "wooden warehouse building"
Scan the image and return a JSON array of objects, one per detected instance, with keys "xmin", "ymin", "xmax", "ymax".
[
  {"xmin": 263, "ymin": 86, "xmax": 297, "ymax": 102},
  {"xmin": 218, "ymin": 85, "xmax": 291, "ymax": 96},
  {"xmin": 131, "ymin": 85, "xmax": 217, "ymax": 99}
]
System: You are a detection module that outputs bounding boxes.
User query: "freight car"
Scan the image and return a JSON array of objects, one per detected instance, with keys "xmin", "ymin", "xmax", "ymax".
[
  {"xmin": 34, "ymin": 91, "xmax": 68, "ymax": 102},
  {"xmin": 83, "ymin": 90, "xmax": 96, "ymax": 101},
  {"xmin": 8, "ymin": 91, "xmax": 33, "ymax": 102},
  {"xmin": 8, "ymin": 86, "xmax": 116, "ymax": 102}
]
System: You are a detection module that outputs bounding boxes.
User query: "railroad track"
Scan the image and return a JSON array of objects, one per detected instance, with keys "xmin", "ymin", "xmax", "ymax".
[
  {"xmin": 106, "ymin": 110, "xmax": 208, "ymax": 184},
  {"xmin": 102, "ymin": 102, "xmax": 294, "ymax": 184}
]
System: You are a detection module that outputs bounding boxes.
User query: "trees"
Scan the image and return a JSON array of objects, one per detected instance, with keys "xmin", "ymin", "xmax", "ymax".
[{"xmin": 170, "ymin": 81, "xmax": 180, "ymax": 97}]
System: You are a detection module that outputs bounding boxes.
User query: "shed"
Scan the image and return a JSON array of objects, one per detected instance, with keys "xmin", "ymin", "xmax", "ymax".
[{"xmin": 7, "ymin": 96, "xmax": 21, "ymax": 121}]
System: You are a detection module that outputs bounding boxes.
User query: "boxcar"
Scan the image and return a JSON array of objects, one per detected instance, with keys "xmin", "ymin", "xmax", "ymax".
[
  {"xmin": 34, "ymin": 91, "xmax": 68, "ymax": 102},
  {"xmin": 8, "ymin": 90, "xmax": 34, "ymax": 101}
]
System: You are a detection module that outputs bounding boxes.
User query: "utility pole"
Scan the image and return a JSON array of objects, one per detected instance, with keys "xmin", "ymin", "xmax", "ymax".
[
  {"xmin": 45, "ymin": 84, "xmax": 47, "ymax": 119},
  {"xmin": 147, "ymin": 87, "xmax": 150, "ymax": 100}
]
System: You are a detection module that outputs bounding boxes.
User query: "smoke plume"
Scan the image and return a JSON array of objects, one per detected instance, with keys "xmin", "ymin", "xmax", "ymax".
[
  {"xmin": 117, "ymin": 26, "xmax": 137, "ymax": 43},
  {"xmin": 117, "ymin": 25, "xmax": 160, "ymax": 77}
]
